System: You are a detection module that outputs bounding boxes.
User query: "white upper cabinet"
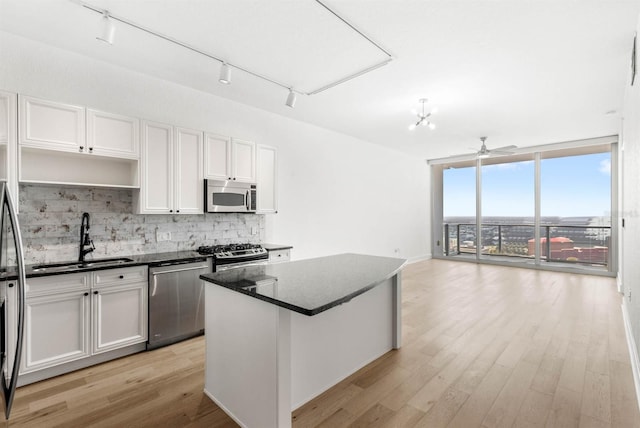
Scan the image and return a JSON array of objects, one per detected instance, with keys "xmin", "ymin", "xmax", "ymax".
[
  {"xmin": 0, "ymin": 91, "xmax": 17, "ymax": 199},
  {"xmin": 140, "ymin": 121, "xmax": 174, "ymax": 213},
  {"xmin": 18, "ymin": 95, "xmax": 140, "ymax": 189},
  {"xmin": 204, "ymin": 133, "xmax": 256, "ymax": 183},
  {"xmin": 20, "ymin": 96, "xmax": 139, "ymax": 159},
  {"xmin": 257, "ymin": 144, "xmax": 277, "ymax": 213},
  {"xmin": 204, "ymin": 133, "xmax": 231, "ymax": 180},
  {"xmin": 174, "ymin": 127, "xmax": 203, "ymax": 214},
  {"xmin": 0, "ymin": 91, "xmax": 14, "ymax": 144},
  {"xmin": 19, "ymin": 95, "xmax": 85, "ymax": 152},
  {"xmin": 138, "ymin": 121, "xmax": 203, "ymax": 214},
  {"xmin": 231, "ymin": 138, "xmax": 256, "ymax": 183},
  {"xmin": 86, "ymin": 109, "xmax": 139, "ymax": 159}
]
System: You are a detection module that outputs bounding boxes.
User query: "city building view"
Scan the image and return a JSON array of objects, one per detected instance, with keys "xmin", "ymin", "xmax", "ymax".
[{"xmin": 443, "ymin": 216, "xmax": 611, "ymax": 266}]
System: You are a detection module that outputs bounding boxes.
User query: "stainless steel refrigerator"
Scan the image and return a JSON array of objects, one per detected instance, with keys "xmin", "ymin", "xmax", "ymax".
[{"xmin": 0, "ymin": 183, "xmax": 26, "ymax": 419}]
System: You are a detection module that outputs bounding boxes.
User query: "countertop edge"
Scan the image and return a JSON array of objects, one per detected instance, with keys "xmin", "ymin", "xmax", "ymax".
[
  {"xmin": 261, "ymin": 243, "xmax": 293, "ymax": 251},
  {"xmin": 200, "ymin": 255, "xmax": 406, "ymax": 317}
]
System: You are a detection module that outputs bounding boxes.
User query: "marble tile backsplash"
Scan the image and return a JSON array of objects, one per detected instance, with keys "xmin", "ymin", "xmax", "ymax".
[{"xmin": 18, "ymin": 184, "xmax": 264, "ymax": 265}]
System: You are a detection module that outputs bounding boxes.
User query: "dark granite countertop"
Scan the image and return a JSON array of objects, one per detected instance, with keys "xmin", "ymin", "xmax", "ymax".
[
  {"xmin": 20, "ymin": 251, "xmax": 211, "ymax": 279},
  {"xmin": 200, "ymin": 253, "xmax": 406, "ymax": 316},
  {"xmin": 262, "ymin": 243, "xmax": 293, "ymax": 251}
]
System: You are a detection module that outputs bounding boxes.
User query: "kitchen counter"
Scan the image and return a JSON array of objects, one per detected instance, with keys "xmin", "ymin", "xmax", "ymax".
[
  {"xmin": 201, "ymin": 253, "xmax": 405, "ymax": 428},
  {"xmin": 261, "ymin": 243, "xmax": 293, "ymax": 251},
  {"xmin": 23, "ymin": 251, "xmax": 210, "ymax": 278},
  {"xmin": 200, "ymin": 253, "xmax": 405, "ymax": 315},
  {"xmin": 13, "ymin": 243, "xmax": 289, "ymax": 279}
]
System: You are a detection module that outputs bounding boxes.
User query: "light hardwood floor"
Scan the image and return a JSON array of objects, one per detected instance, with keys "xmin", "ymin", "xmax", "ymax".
[{"xmin": 3, "ymin": 259, "xmax": 639, "ymax": 427}]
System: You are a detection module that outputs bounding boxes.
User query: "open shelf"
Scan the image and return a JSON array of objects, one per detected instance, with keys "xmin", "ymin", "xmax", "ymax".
[{"xmin": 20, "ymin": 147, "xmax": 139, "ymax": 189}]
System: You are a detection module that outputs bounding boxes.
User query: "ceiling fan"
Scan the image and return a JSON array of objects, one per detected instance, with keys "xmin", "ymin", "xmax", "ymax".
[{"xmin": 474, "ymin": 137, "xmax": 516, "ymax": 159}]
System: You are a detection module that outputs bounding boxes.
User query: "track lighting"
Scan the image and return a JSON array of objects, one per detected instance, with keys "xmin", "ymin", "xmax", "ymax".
[
  {"xmin": 408, "ymin": 98, "xmax": 436, "ymax": 131},
  {"xmin": 78, "ymin": 0, "xmax": 392, "ymax": 104},
  {"xmin": 96, "ymin": 11, "xmax": 115, "ymax": 45},
  {"xmin": 219, "ymin": 63, "xmax": 231, "ymax": 85},
  {"xmin": 285, "ymin": 89, "xmax": 297, "ymax": 108}
]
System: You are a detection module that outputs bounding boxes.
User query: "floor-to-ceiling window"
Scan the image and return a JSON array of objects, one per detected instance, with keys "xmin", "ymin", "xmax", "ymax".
[
  {"xmin": 431, "ymin": 137, "xmax": 616, "ymax": 275},
  {"xmin": 442, "ymin": 163, "xmax": 476, "ymax": 256},
  {"xmin": 480, "ymin": 156, "xmax": 536, "ymax": 260},
  {"xmin": 540, "ymin": 150, "xmax": 612, "ymax": 267}
]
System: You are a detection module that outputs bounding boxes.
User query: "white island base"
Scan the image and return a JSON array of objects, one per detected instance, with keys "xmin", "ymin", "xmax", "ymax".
[{"xmin": 203, "ymin": 274, "xmax": 401, "ymax": 428}]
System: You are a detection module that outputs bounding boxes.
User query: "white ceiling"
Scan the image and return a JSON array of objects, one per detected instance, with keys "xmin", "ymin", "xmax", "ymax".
[{"xmin": 1, "ymin": 0, "xmax": 638, "ymax": 159}]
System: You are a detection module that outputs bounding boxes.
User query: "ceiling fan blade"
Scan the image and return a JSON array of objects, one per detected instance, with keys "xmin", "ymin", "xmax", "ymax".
[
  {"xmin": 492, "ymin": 145, "xmax": 517, "ymax": 152},
  {"xmin": 446, "ymin": 152, "xmax": 478, "ymax": 162}
]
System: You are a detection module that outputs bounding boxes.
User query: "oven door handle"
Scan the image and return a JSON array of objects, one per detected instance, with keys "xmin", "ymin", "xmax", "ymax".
[
  {"xmin": 151, "ymin": 265, "xmax": 209, "ymax": 275},
  {"xmin": 216, "ymin": 260, "xmax": 269, "ymax": 271}
]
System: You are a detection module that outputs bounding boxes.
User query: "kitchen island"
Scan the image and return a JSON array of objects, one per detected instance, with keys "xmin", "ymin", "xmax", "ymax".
[{"xmin": 200, "ymin": 253, "xmax": 406, "ymax": 428}]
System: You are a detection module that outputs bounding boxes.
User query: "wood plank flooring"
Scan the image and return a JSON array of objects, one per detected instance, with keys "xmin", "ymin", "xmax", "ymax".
[{"xmin": 3, "ymin": 259, "xmax": 639, "ymax": 427}]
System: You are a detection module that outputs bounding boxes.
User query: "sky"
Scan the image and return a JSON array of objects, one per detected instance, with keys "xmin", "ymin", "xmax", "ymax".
[{"xmin": 443, "ymin": 152, "xmax": 611, "ymax": 218}]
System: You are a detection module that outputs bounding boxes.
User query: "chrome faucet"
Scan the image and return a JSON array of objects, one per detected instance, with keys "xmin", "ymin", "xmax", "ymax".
[{"xmin": 79, "ymin": 212, "xmax": 95, "ymax": 263}]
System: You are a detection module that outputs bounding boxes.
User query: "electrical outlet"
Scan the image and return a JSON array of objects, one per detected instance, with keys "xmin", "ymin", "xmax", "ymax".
[
  {"xmin": 251, "ymin": 226, "xmax": 257, "ymax": 235},
  {"xmin": 156, "ymin": 231, "xmax": 171, "ymax": 242}
]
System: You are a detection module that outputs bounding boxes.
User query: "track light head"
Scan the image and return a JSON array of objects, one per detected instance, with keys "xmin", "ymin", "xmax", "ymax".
[
  {"xmin": 219, "ymin": 63, "xmax": 231, "ymax": 85},
  {"xmin": 285, "ymin": 89, "xmax": 297, "ymax": 108},
  {"xmin": 96, "ymin": 11, "xmax": 115, "ymax": 45}
]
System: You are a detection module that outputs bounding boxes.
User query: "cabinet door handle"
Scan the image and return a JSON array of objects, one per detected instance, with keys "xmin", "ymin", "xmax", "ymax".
[
  {"xmin": 93, "ymin": 291, "xmax": 99, "ymax": 295},
  {"xmin": 79, "ymin": 146, "xmax": 84, "ymax": 152},
  {"xmin": 89, "ymin": 147, "xmax": 93, "ymax": 153},
  {"xmin": 169, "ymin": 210, "xmax": 173, "ymax": 213},
  {"xmin": 119, "ymin": 275, "xmax": 124, "ymax": 279},
  {"xmin": 8, "ymin": 282, "xmax": 14, "ymax": 288},
  {"xmin": 176, "ymin": 210, "xmax": 180, "ymax": 213},
  {"xmin": 84, "ymin": 292, "xmax": 89, "ymax": 296}
]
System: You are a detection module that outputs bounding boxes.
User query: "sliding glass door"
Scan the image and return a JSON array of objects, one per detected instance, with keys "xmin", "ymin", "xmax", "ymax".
[
  {"xmin": 442, "ymin": 164, "xmax": 476, "ymax": 257},
  {"xmin": 540, "ymin": 151, "xmax": 612, "ymax": 267},
  {"xmin": 480, "ymin": 155, "xmax": 536, "ymax": 261}
]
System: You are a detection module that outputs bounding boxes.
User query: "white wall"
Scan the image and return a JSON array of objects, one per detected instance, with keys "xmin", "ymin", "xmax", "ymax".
[
  {"xmin": 0, "ymin": 31, "xmax": 431, "ymax": 262},
  {"xmin": 621, "ymin": 16, "xmax": 640, "ymax": 366}
]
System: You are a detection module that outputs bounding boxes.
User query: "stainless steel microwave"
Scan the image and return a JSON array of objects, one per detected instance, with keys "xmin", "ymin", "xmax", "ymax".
[{"xmin": 205, "ymin": 179, "xmax": 257, "ymax": 213}]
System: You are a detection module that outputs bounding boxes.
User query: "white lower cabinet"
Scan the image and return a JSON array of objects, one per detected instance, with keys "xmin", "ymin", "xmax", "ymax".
[
  {"xmin": 22, "ymin": 289, "xmax": 91, "ymax": 373},
  {"xmin": 92, "ymin": 281, "xmax": 147, "ymax": 354},
  {"xmin": 21, "ymin": 266, "xmax": 147, "ymax": 378},
  {"xmin": 268, "ymin": 249, "xmax": 291, "ymax": 263}
]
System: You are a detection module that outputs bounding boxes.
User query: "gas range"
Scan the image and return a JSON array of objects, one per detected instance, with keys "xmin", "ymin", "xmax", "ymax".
[{"xmin": 197, "ymin": 243, "xmax": 268, "ymax": 270}]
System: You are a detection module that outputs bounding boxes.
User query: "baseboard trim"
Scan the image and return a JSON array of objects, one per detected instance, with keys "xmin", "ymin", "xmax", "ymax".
[
  {"xmin": 618, "ymin": 274, "xmax": 624, "ymax": 294},
  {"xmin": 204, "ymin": 388, "xmax": 247, "ymax": 428},
  {"xmin": 408, "ymin": 253, "xmax": 431, "ymax": 264},
  {"xmin": 621, "ymin": 299, "xmax": 640, "ymax": 413}
]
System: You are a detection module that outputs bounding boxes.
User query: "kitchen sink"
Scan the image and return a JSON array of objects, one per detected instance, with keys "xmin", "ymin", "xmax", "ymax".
[{"xmin": 31, "ymin": 257, "xmax": 134, "ymax": 273}]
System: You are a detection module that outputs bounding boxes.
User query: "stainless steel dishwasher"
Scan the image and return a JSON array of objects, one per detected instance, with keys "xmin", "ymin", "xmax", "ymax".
[{"xmin": 147, "ymin": 258, "xmax": 211, "ymax": 350}]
